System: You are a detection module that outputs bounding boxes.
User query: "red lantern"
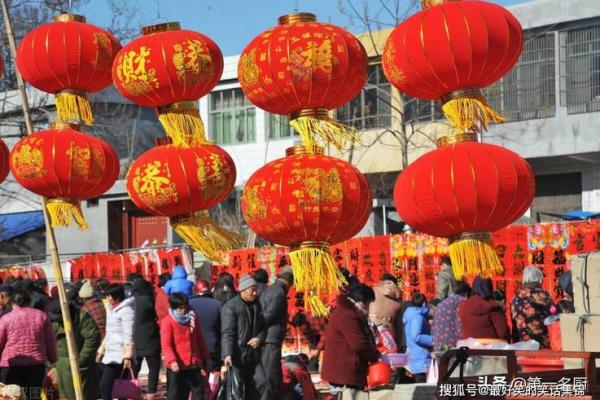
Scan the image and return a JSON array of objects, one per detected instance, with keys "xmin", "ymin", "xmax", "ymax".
[
  {"xmin": 382, "ymin": 0, "xmax": 523, "ymax": 132},
  {"xmin": 394, "ymin": 133, "xmax": 534, "ymax": 278},
  {"xmin": 241, "ymin": 146, "xmax": 372, "ymax": 315},
  {"xmin": 16, "ymin": 14, "xmax": 122, "ymax": 125},
  {"xmin": 113, "ymin": 22, "xmax": 223, "ymax": 146},
  {"xmin": 0, "ymin": 139, "xmax": 9, "ymax": 185},
  {"xmin": 9, "ymin": 123, "xmax": 120, "ymax": 229},
  {"xmin": 126, "ymin": 141, "xmax": 240, "ymax": 260},
  {"xmin": 238, "ymin": 13, "xmax": 368, "ymax": 151}
]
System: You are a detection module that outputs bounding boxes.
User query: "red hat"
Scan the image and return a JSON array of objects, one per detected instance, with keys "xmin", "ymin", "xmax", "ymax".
[{"xmin": 195, "ymin": 279, "xmax": 211, "ymax": 295}]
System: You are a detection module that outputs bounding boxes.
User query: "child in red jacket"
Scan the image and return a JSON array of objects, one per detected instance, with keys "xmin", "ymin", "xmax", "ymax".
[{"xmin": 161, "ymin": 293, "xmax": 210, "ymax": 400}]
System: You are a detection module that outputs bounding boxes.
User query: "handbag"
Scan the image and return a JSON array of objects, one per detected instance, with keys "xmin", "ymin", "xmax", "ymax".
[
  {"xmin": 216, "ymin": 366, "xmax": 243, "ymax": 400},
  {"xmin": 112, "ymin": 367, "xmax": 141, "ymax": 400}
]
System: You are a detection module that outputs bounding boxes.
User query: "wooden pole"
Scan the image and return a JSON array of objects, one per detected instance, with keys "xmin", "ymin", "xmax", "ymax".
[{"xmin": 0, "ymin": 2, "xmax": 84, "ymax": 399}]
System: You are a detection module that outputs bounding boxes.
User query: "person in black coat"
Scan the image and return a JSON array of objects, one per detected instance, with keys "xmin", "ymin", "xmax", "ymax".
[
  {"xmin": 221, "ymin": 274, "xmax": 266, "ymax": 400},
  {"xmin": 259, "ymin": 266, "xmax": 293, "ymax": 400},
  {"xmin": 189, "ymin": 279, "xmax": 222, "ymax": 370},
  {"xmin": 132, "ymin": 279, "xmax": 161, "ymax": 397}
]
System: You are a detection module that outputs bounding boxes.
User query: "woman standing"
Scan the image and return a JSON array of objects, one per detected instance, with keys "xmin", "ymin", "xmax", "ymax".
[
  {"xmin": 97, "ymin": 283, "xmax": 136, "ymax": 400},
  {"xmin": 133, "ymin": 279, "xmax": 162, "ymax": 399},
  {"xmin": 0, "ymin": 290, "xmax": 57, "ymax": 398},
  {"xmin": 459, "ymin": 277, "xmax": 510, "ymax": 342},
  {"xmin": 213, "ymin": 272, "xmax": 236, "ymax": 304}
]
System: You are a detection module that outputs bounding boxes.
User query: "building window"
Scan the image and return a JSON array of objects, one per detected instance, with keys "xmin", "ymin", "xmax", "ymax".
[
  {"xmin": 209, "ymin": 88, "xmax": 256, "ymax": 144},
  {"xmin": 337, "ymin": 63, "xmax": 392, "ymax": 130},
  {"xmin": 268, "ymin": 114, "xmax": 295, "ymax": 139},
  {"xmin": 561, "ymin": 25, "xmax": 600, "ymax": 114},
  {"xmin": 485, "ymin": 32, "xmax": 556, "ymax": 121},
  {"xmin": 402, "ymin": 96, "xmax": 443, "ymax": 124}
]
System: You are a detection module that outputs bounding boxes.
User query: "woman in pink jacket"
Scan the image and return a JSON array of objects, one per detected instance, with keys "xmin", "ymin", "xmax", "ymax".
[{"xmin": 0, "ymin": 289, "xmax": 57, "ymax": 396}]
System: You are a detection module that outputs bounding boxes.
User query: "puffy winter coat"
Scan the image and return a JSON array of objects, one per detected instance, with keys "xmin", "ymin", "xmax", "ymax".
[
  {"xmin": 133, "ymin": 279, "xmax": 161, "ymax": 357},
  {"xmin": 403, "ymin": 306, "xmax": 433, "ymax": 374},
  {"xmin": 189, "ymin": 295, "xmax": 222, "ymax": 354},
  {"xmin": 101, "ymin": 298, "xmax": 136, "ymax": 364},
  {"xmin": 259, "ymin": 280, "xmax": 289, "ymax": 345},
  {"xmin": 459, "ymin": 295, "xmax": 510, "ymax": 341},
  {"xmin": 163, "ymin": 266, "xmax": 194, "ymax": 298},
  {"xmin": 161, "ymin": 311, "xmax": 210, "ymax": 368},
  {"xmin": 221, "ymin": 295, "xmax": 266, "ymax": 366}
]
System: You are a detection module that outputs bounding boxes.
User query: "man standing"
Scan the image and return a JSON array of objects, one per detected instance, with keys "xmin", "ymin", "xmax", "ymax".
[
  {"xmin": 0, "ymin": 285, "xmax": 12, "ymax": 318},
  {"xmin": 221, "ymin": 274, "xmax": 266, "ymax": 400},
  {"xmin": 259, "ymin": 266, "xmax": 293, "ymax": 399},
  {"xmin": 436, "ymin": 256, "xmax": 458, "ymax": 300},
  {"xmin": 189, "ymin": 279, "xmax": 222, "ymax": 370}
]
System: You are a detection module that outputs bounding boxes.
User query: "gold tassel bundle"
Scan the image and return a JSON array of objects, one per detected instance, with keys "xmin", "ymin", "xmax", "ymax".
[
  {"xmin": 290, "ymin": 108, "xmax": 359, "ymax": 154},
  {"xmin": 55, "ymin": 91, "xmax": 94, "ymax": 125},
  {"xmin": 46, "ymin": 198, "xmax": 89, "ymax": 230},
  {"xmin": 289, "ymin": 242, "xmax": 347, "ymax": 317},
  {"xmin": 157, "ymin": 102, "xmax": 208, "ymax": 147},
  {"xmin": 171, "ymin": 210, "xmax": 243, "ymax": 263},
  {"xmin": 448, "ymin": 232, "xmax": 503, "ymax": 280},
  {"xmin": 441, "ymin": 88, "xmax": 504, "ymax": 133}
]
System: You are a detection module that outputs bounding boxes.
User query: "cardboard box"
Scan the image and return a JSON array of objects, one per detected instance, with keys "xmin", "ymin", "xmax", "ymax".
[
  {"xmin": 570, "ymin": 253, "xmax": 600, "ymax": 315},
  {"xmin": 560, "ymin": 313, "xmax": 600, "ymax": 368}
]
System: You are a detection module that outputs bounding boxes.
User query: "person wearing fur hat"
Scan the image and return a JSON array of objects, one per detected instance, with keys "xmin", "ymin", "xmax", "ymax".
[{"xmin": 259, "ymin": 265, "xmax": 294, "ymax": 400}]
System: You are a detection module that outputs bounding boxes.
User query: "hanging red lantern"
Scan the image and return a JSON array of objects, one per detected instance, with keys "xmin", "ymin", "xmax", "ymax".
[
  {"xmin": 9, "ymin": 123, "xmax": 120, "ymax": 229},
  {"xmin": 241, "ymin": 146, "xmax": 372, "ymax": 315},
  {"xmin": 382, "ymin": 0, "xmax": 523, "ymax": 132},
  {"xmin": 238, "ymin": 13, "xmax": 368, "ymax": 152},
  {"xmin": 16, "ymin": 14, "xmax": 122, "ymax": 125},
  {"xmin": 126, "ymin": 140, "xmax": 240, "ymax": 261},
  {"xmin": 393, "ymin": 133, "xmax": 534, "ymax": 279},
  {"xmin": 113, "ymin": 22, "xmax": 223, "ymax": 146},
  {"xmin": 0, "ymin": 139, "xmax": 9, "ymax": 185}
]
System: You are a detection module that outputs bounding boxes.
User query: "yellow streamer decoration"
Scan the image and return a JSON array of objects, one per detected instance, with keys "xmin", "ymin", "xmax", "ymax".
[
  {"xmin": 157, "ymin": 104, "xmax": 208, "ymax": 147},
  {"xmin": 55, "ymin": 91, "xmax": 93, "ymax": 125},
  {"xmin": 290, "ymin": 110, "xmax": 359, "ymax": 154},
  {"xmin": 171, "ymin": 210, "xmax": 243, "ymax": 263},
  {"xmin": 448, "ymin": 233, "xmax": 504, "ymax": 280},
  {"xmin": 289, "ymin": 243, "xmax": 347, "ymax": 317},
  {"xmin": 46, "ymin": 199, "xmax": 89, "ymax": 230},
  {"xmin": 441, "ymin": 88, "xmax": 505, "ymax": 133}
]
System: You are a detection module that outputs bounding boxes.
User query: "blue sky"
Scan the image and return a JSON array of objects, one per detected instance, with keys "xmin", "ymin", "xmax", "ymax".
[{"xmin": 81, "ymin": 0, "xmax": 527, "ymax": 56}]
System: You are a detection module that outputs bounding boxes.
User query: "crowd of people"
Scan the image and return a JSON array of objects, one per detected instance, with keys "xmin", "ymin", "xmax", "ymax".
[{"xmin": 0, "ymin": 256, "xmax": 574, "ymax": 399}]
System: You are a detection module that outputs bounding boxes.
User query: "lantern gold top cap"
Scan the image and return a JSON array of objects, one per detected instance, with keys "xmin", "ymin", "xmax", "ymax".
[
  {"xmin": 286, "ymin": 145, "xmax": 323, "ymax": 156},
  {"xmin": 50, "ymin": 121, "xmax": 82, "ymax": 131},
  {"xmin": 436, "ymin": 132, "xmax": 478, "ymax": 148},
  {"xmin": 55, "ymin": 14, "xmax": 86, "ymax": 23},
  {"xmin": 142, "ymin": 22, "xmax": 181, "ymax": 35},
  {"xmin": 421, "ymin": 0, "xmax": 461, "ymax": 9},
  {"xmin": 278, "ymin": 13, "xmax": 317, "ymax": 25}
]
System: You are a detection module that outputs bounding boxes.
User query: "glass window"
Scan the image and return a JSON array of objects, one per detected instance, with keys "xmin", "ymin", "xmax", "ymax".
[
  {"xmin": 209, "ymin": 88, "xmax": 256, "ymax": 144},
  {"xmin": 485, "ymin": 32, "xmax": 556, "ymax": 121},
  {"xmin": 402, "ymin": 96, "xmax": 442, "ymax": 124},
  {"xmin": 337, "ymin": 64, "xmax": 392, "ymax": 130},
  {"xmin": 268, "ymin": 114, "xmax": 295, "ymax": 139},
  {"xmin": 561, "ymin": 25, "xmax": 600, "ymax": 114}
]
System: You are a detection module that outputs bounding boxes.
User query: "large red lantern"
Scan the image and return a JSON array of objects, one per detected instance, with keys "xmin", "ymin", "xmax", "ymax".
[
  {"xmin": 16, "ymin": 14, "xmax": 122, "ymax": 125},
  {"xmin": 113, "ymin": 22, "xmax": 223, "ymax": 146},
  {"xmin": 238, "ymin": 13, "xmax": 368, "ymax": 152},
  {"xmin": 9, "ymin": 123, "xmax": 120, "ymax": 229},
  {"xmin": 241, "ymin": 146, "xmax": 372, "ymax": 315},
  {"xmin": 0, "ymin": 139, "xmax": 9, "ymax": 185},
  {"xmin": 126, "ymin": 140, "xmax": 240, "ymax": 261},
  {"xmin": 394, "ymin": 133, "xmax": 534, "ymax": 279},
  {"xmin": 382, "ymin": 0, "xmax": 523, "ymax": 132}
]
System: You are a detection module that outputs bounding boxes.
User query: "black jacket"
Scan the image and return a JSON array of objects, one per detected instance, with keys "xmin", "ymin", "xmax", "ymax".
[
  {"xmin": 259, "ymin": 281, "xmax": 289, "ymax": 345},
  {"xmin": 221, "ymin": 295, "xmax": 266, "ymax": 365},
  {"xmin": 133, "ymin": 280, "xmax": 161, "ymax": 357}
]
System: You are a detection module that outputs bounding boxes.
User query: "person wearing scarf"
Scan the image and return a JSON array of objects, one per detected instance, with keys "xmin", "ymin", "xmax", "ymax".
[{"xmin": 161, "ymin": 293, "xmax": 210, "ymax": 400}]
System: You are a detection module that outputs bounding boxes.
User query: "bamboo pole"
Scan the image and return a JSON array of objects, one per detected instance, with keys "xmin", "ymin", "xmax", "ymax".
[{"xmin": 0, "ymin": 2, "xmax": 84, "ymax": 399}]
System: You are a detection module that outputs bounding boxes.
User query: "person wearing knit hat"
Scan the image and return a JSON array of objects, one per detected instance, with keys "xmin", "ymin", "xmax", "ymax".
[
  {"xmin": 79, "ymin": 279, "xmax": 107, "ymax": 340},
  {"xmin": 221, "ymin": 273, "xmax": 265, "ymax": 399},
  {"xmin": 79, "ymin": 279, "xmax": 94, "ymax": 299},
  {"xmin": 259, "ymin": 265, "xmax": 294, "ymax": 398}
]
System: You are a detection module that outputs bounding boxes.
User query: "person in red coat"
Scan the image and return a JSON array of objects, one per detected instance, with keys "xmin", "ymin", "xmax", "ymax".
[
  {"xmin": 161, "ymin": 293, "xmax": 210, "ymax": 400},
  {"xmin": 321, "ymin": 283, "xmax": 380, "ymax": 395},
  {"xmin": 155, "ymin": 273, "xmax": 171, "ymax": 321},
  {"xmin": 458, "ymin": 277, "xmax": 510, "ymax": 342}
]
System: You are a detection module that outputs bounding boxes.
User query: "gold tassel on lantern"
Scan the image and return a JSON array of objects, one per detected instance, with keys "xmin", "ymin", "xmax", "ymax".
[
  {"xmin": 55, "ymin": 90, "xmax": 94, "ymax": 125},
  {"xmin": 46, "ymin": 198, "xmax": 89, "ymax": 230},
  {"xmin": 448, "ymin": 232, "xmax": 503, "ymax": 280},
  {"xmin": 157, "ymin": 102, "xmax": 208, "ymax": 147},
  {"xmin": 289, "ymin": 241, "xmax": 347, "ymax": 317},
  {"xmin": 171, "ymin": 210, "xmax": 243, "ymax": 263},
  {"xmin": 290, "ymin": 109, "xmax": 359, "ymax": 154},
  {"xmin": 441, "ymin": 88, "xmax": 505, "ymax": 133}
]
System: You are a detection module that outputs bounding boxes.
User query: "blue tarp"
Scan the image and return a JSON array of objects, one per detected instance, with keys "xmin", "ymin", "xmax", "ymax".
[
  {"xmin": 561, "ymin": 211, "xmax": 600, "ymax": 220},
  {"xmin": 0, "ymin": 211, "xmax": 44, "ymax": 242}
]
